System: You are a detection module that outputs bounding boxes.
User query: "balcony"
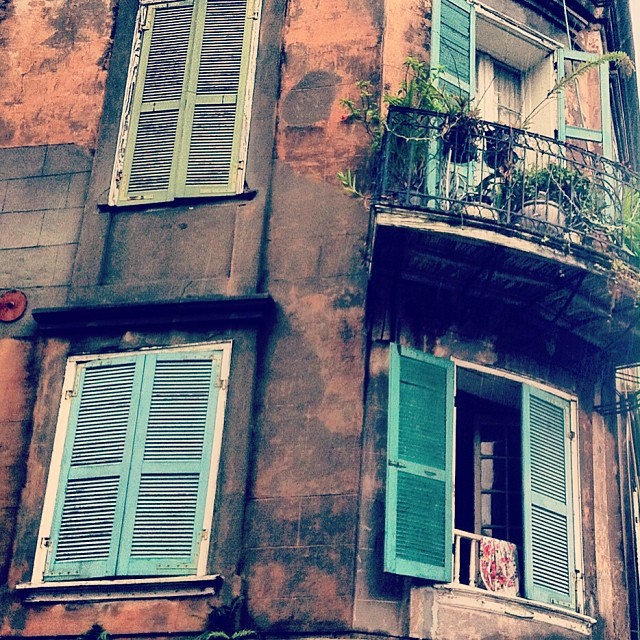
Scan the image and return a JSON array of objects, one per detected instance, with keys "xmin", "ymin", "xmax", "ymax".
[
  {"xmin": 374, "ymin": 107, "xmax": 640, "ymax": 265},
  {"xmin": 368, "ymin": 107, "xmax": 640, "ymax": 360}
]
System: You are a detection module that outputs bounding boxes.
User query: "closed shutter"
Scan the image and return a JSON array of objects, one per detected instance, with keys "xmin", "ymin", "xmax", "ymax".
[
  {"xmin": 522, "ymin": 385, "xmax": 576, "ymax": 608},
  {"xmin": 117, "ymin": 352, "xmax": 223, "ymax": 575},
  {"xmin": 557, "ymin": 49, "xmax": 612, "ymax": 158},
  {"xmin": 384, "ymin": 344, "xmax": 455, "ymax": 581},
  {"xmin": 119, "ymin": 1, "xmax": 197, "ymax": 203},
  {"xmin": 180, "ymin": 0, "xmax": 254, "ymax": 196},
  {"xmin": 44, "ymin": 357, "xmax": 144, "ymax": 580},
  {"xmin": 117, "ymin": 0, "xmax": 255, "ymax": 204},
  {"xmin": 430, "ymin": 0, "xmax": 475, "ymax": 98}
]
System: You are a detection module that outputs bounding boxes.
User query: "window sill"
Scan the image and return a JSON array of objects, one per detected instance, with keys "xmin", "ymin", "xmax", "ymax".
[
  {"xmin": 411, "ymin": 583, "xmax": 596, "ymax": 637},
  {"xmin": 16, "ymin": 574, "xmax": 223, "ymax": 603}
]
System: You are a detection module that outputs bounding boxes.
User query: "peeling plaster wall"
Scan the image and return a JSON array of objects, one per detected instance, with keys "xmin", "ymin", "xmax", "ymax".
[{"xmin": 0, "ymin": 0, "xmax": 115, "ymax": 148}]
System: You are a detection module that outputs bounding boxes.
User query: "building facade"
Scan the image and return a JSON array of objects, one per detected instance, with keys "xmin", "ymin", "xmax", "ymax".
[{"xmin": 0, "ymin": 0, "xmax": 639, "ymax": 638}]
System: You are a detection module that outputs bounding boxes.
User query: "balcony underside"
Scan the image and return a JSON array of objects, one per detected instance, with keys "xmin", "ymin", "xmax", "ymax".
[{"xmin": 371, "ymin": 210, "xmax": 640, "ymax": 362}]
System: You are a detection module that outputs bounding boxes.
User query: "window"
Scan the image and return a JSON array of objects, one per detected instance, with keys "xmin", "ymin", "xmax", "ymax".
[
  {"xmin": 110, "ymin": 0, "xmax": 259, "ymax": 205},
  {"xmin": 384, "ymin": 344, "xmax": 580, "ymax": 610},
  {"xmin": 32, "ymin": 344, "xmax": 230, "ymax": 583},
  {"xmin": 430, "ymin": 0, "xmax": 612, "ymax": 149}
]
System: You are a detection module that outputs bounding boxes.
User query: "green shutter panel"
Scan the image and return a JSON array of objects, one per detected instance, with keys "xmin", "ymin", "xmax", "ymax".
[
  {"xmin": 385, "ymin": 344, "xmax": 455, "ymax": 581},
  {"xmin": 430, "ymin": 0, "xmax": 475, "ymax": 98},
  {"xmin": 118, "ymin": 0, "xmax": 197, "ymax": 204},
  {"xmin": 179, "ymin": 0, "xmax": 254, "ymax": 196},
  {"xmin": 557, "ymin": 49, "xmax": 612, "ymax": 158},
  {"xmin": 117, "ymin": 351, "xmax": 223, "ymax": 576},
  {"xmin": 522, "ymin": 385, "xmax": 576, "ymax": 608},
  {"xmin": 45, "ymin": 357, "xmax": 144, "ymax": 580}
]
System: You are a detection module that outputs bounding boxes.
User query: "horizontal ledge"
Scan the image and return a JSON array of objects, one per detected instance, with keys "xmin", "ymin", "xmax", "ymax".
[
  {"xmin": 32, "ymin": 294, "xmax": 274, "ymax": 332},
  {"xmin": 16, "ymin": 574, "xmax": 224, "ymax": 603}
]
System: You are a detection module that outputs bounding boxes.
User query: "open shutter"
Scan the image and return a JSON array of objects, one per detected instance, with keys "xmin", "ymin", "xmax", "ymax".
[
  {"xmin": 45, "ymin": 357, "xmax": 144, "ymax": 580},
  {"xmin": 179, "ymin": 0, "xmax": 255, "ymax": 196},
  {"xmin": 430, "ymin": 0, "xmax": 475, "ymax": 98},
  {"xmin": 522, "ymin": 385, "xmax": 576, "ymax": 608},
  {"xmin": 117, "ymin": 351, "xmax": 223, "ymax": 576},
  {"xmin": 118, "ymin": 0, "xmax": 197, "ymax": 203},
  {"xmin": 385, "ymin": 344, "xmax": 454, "ymax": 581},
  {"xmin": 558, "ymin": 49, "xmax": 612, "ymax": 158}
]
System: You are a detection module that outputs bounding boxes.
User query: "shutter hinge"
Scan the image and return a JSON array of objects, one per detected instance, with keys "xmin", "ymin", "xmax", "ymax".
[
  {"xmin": 238, "ymin": 160, "xmax": 245, "ymax": 170},
  {"xmin": 41, "ymin": 536, "xmax": 51, "ymax": 548},
  {"xmin": 388, "ymin": 460, "xmax": 406, "ymax": 469},
  {"xmin": 251, "ymin": 10, "xmax": 259, "ymax": 19},
  {"xmin": 199, "ymin": 529, "xmax": 210, "ymax": 543},
  {"xmin": 215, "ymin": 378, "xmax": 228, "ymax": 390},
  {"xmin": 65, "ymin": 383, "xmax": 78, "ymax": 399},
  {"xmin": 568, "ymin": 430, "xmax": 575, "ymax": 440}
]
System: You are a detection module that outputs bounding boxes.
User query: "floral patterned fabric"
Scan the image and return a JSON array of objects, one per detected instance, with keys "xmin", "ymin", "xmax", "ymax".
[{"xmin": 478, "ymin": 536, "xmax": 520, "ymax": 596}]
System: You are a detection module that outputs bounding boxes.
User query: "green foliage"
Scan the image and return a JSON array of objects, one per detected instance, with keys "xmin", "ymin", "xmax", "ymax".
[
  {"xmin": 77, "ymin": 625, "xmax": 109, "ymax": 640},
  {"xmin": 622, "ymin": 185, "xmax": 640, "ymax": 262},
  {"xmin": 509, "ymin": 163, "xmax": 606, "ymax": 221},
  {"xmin": 337, "ymin": 169, "xmax": 366, "ymax": 199}
]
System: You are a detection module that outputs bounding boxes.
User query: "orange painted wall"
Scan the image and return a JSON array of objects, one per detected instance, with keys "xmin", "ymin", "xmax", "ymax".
[{"xmin": 0, "ymin": 0, "xmax": 115, "ymax": 149}]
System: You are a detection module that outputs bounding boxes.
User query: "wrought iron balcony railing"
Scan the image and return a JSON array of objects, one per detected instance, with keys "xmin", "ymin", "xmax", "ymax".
[{"xmin": 375, "ymin": 106, "xmax": 640, "ymax": 267}]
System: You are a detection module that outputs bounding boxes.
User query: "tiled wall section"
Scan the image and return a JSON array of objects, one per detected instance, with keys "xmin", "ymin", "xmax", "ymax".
[{"xmin": 0, "ymin": 144, "xmax": 91, "ymax": 335}]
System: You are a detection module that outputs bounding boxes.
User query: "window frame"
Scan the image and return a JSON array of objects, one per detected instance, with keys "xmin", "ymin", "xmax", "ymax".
[
  {"xmin": 31, "ymin": 341, "xmax": 232, "ymax": 586},
  {"xmin": 384, "ymin": 347, "xmax": 585, "ymax": 612},
  {"xmin": 108, "ymin": 0, "xmax": 261, "ymax": 206}
]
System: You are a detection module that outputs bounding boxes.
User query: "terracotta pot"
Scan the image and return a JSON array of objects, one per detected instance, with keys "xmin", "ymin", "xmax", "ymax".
[{"xmin": 516, "ymin": 199, "xmax": 565, "ymax": 235}]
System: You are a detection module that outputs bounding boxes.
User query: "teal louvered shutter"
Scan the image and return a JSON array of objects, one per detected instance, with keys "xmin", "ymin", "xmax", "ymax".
[
  {"xmin": 430, "ymin": 0, "xmax": 475, "ymax": 98},
  {"xmin": 557, "ymin": 49, "xmax": 612, "ymax": 158},
  {"xmin": 117, "ymin": 351, "xmax": 223, "ymax": 575},
  {"xmin": 522, "ymin": 385, "xmax": 576, "ymax": 608},
  {"xmin": 179, "ymin": 0, "xmax": 254, "ymax": 196},
  {"xmin": 385, "ymin": 345, "xmax": 454, "ymax": 581},
  {"xmin": 119, "ymin": 0, "xmax": 197, "ymax": 203},
  {"xmin": 44, "ymin": 357, "xmax": 144, "ymax": 580}
]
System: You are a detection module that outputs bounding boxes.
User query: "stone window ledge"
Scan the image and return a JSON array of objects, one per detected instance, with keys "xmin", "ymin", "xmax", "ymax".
[
  {"xmin": 16, "ymin": 574, "xmax": 223, "ymax": 603},
  {"xmin": 410, "ymin": 584, "xmax": 596, "ymax": 638}
]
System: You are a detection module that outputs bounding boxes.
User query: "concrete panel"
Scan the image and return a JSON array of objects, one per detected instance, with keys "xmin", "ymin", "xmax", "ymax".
[
  {"xmin": 0, "ymin": 146, "xmax": 46, "ymax": 180},
  {"xmin": 103, "ymin": 204, "xmax": 237, "ymax": 284},
  {"xmin": 3, "ymin": 175, "xmax": 70, "ymax": 212},
  {"xmin": 0, "ymin": 211, "xmax": 44, "ymax": 248},
  {"xmin": 0, "ymin": 244, "xmax": 76, "ymax": 287},
  {"xmin": 42, "ymin": 144, "xmax": 93, "ymax": 175},
  {"xmin": 39, "ymin": 207, "xmax": 83, "ymax": 245}
]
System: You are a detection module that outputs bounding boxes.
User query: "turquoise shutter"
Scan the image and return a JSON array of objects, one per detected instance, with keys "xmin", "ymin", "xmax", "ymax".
[
  {"xmin": 522, "ymin": 385, "xmax": 576, "ymax": 608},
  {"xmin": 430, "ymin": 0, "xmax": 475, "ymax": 98},
  {"xmin": 118, "ymin": 0, "xmax": 197, "ymax": 203},
  {"xmin": 557, "ymin": 49, "xmax": 612, "ymax": 158},
  {"xmin": 117, "ymin": 351, "xmax": 223, "ymax": 576},
  {"xmin": 385, "ymin": 345, "xmax": 455, "ymax": 581},
  {"xmin": 44, "ymin": 357, "xmax": 144, "ymax": 580}
]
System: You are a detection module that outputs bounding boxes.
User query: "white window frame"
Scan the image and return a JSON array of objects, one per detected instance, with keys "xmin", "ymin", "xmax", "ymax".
[
  {"xmin": 452, "ymin": 357, "xmax": 585, "ymax": 613},
  {"xmin": 30, "ymin": 341, "xmax": 232, "ymax": 586}
]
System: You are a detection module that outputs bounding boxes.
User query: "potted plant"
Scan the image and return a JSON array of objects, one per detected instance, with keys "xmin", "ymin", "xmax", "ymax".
[{"xmin": 440, "ymin": 94, "xmax": 484, "ymax": 164}]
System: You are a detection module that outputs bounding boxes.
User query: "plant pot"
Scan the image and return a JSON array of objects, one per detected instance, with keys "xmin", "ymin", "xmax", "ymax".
[
  {"xmin": 516, "ymin": 199, "xmax": 565, "ymax": 235},
  {"xmin": 484, "ymin": 126, "xmax": 520, "ymax": 170},
  {"xmin": 465, "ymin": 204, "xmax": 497, "ymax": 221}
]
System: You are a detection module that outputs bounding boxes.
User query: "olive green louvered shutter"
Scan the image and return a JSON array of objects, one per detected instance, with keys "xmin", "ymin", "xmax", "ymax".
[
  {"xmin": 117, "ymin": 351, "xmax": 223, "ymax": 576},
  {"xmin": 45, "ymin": 357, "xmax": 144, "ymax": 580},
  {"xmin": 430, "ymin": 0, "xmax": 475, "ymax": 98},
  {"xmin": 385, "ymin": 345, "xmax": 455, "ymax": 581},
  {"xmin": 179, "ymin": 0, "xmax": 255, "ymax": 196},
  {"xmin": 119, "ymin": 0, "xmax": 197, "ymax": 203},
  {"xmin": 522, "ymin": 385, "xmax": 576, "ymax": 608},
  {"xmin": 557, "ymin": 49, "xmax": 612, "ymax": 158}
]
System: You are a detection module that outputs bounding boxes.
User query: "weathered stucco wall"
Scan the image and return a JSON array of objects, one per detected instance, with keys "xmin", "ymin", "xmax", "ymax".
[{"xmin": 0, "ymin": 0, "xmax": 115, "ymax": 148}]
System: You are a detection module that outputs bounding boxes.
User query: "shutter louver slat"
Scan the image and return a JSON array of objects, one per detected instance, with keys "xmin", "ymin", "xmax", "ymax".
[
  {"xmin": 128, "ymin": 110, "xmax": 180, "ymax": 193},
  {"xmin": 131, "ymin": 474, "xmax": 200, "ymax": 557},
  {"xmin": 385, "ymin": 345, "xmax": 454, "ymax": 582},
  {"xmin": 142, "ymin": 5, "xmax": 193, "ymax": 103},
  {"xmin": 523, "ymin": 385, "xmax": 575, "ymax": 608},
  {"xmin": 440, "ymin": 0, "xmax": 472, "ymax": 87},
  {"xmin": 71, "ymin": 363, "xmax": 136, "ymax": 466},
  {"xmin": 144, "ymin": 360, "xmax": 213, "ymax": 460},
  {"xmin": 196, "ymin": 0, "xmax": 246, "ymax": 94},
  {"xmin": 56, "ymin": 477, "xmax": 120, "ymax": 562},
  {"xmin": 185, "ymin": 104, "xmax": 236, "ymax": 186}
]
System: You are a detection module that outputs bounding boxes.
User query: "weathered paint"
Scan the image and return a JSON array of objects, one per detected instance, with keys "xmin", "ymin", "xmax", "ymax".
[{"xmin": 0, "ymin": 0, "xmax": 115, "ymax": 148}]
